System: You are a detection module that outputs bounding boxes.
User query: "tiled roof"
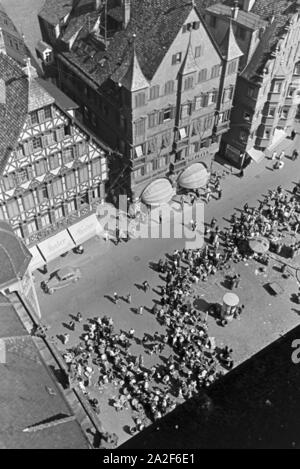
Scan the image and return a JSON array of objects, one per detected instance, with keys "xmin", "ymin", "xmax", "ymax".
[
  {"xmin": 207, "ymin": 3, "xmax": 267, "ymax": 30},
  {"xmin": 57, "ymin": 0, "xmax": 219, "ymax": 85},
  {"xmin": 0, "ymin": 294, "xmax": 89, "ymax": 449},
  {"xmin": 0, "ymin": 54, "xmax": 28, "ymax": 175},
  {"xmin": 27, "ymin": 75, "xmax": 54, "ymax": 112},
  {"xmin": 37, "ymin": 78, "xmax": 79, "ymax": 111},
  {"xmin": 38, "ymin": 0, "xmax": 73, "ymax": 25},
  {"xmin": 0, "ymin": 221, "xmax": 32, "ymax": 289},
  {"xmin": 118, "ymin": 46, "xmax": 149, "ymax": 91}
]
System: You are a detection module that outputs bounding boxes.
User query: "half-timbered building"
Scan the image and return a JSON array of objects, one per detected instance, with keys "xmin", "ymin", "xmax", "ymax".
[{"xmin": 0, "ymin": 53, "xmax": 110, "ymax": 251}]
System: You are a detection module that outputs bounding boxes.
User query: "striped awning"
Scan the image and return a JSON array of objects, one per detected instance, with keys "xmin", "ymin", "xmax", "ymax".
[
  {"xmin": 178, "ymin": 163, "xmax": 209, "ymax": 190},
  {"xmin": 141, "ymin": 178, "xmax": 174, "ymax": 206}
]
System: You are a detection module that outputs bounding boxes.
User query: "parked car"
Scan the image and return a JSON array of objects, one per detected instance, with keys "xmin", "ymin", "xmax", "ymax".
[{"xmin": 42, "ymin": 266, "xmax": 82, "ymax": 294}]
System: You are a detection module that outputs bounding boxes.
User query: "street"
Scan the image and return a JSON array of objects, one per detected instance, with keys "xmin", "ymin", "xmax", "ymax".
[{"xmin": 35, "ymin": 139, "xmax": 300, "ymax": 444}]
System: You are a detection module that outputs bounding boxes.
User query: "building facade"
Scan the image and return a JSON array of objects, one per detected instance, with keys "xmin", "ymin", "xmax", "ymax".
[
  {"xmin": 0, "ymin": 53, "xmax": 109, "ymax": 247},
  {"xmin": 38, "ymin": 0, "xmax": 241, "ymax": 200},
  {"xmin": 205, "ymin": 0, "xmax": 300, "ymax": 166}
]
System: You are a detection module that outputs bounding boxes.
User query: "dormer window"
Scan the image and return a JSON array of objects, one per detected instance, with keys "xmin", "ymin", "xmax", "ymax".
[{"xmin": 172, "ymin": 52, "xmax": 182, "ymax": 65}]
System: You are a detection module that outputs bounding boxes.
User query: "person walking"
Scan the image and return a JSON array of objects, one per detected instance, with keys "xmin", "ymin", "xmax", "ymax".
[
  {"xmin": 292, "ymin": 149, "xmax": 298, "ymax": 161},
  {"xmin": 143, "ymin": 280, "xmax": 150, "ymax": 293},
  {"xmin": 76, "ymin": 312, "xmax": 83, "ymax": 322},
  {"xmin": 138, "ymin": 306, "xmax": 144, "ymax": 315},
  {"xmin": 217, "ymin": 188, "xmax": 222, "ymax": 200},
  {"xmin": 291, "ymin": 129, "xmax": 296, "ymax": 140},
  {"xmin": 69, "ymin": 320, "xmax": 76, "ymax": 331},
  {"xmin": 113, "ymin": 292, "xmax": 119, "ymax": 304},
  {"xmin": 126, "ymin": 293, "xmax": 131, "ymax": 304},
  {"xmin": 62, "ymin": 333, "xmax": 70, "ymax": 345}
]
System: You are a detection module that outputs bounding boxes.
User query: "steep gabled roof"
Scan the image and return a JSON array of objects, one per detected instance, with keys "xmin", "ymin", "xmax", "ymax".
[
  {"xmin": 56, "ymin": 0, "xmax": 220, "ymax": 86},
  {"xmin": 27, "ymin": 76, "xmax": 54, "ymax": 112},
  {"xmin": 38, "ymin": 0, "xmax": 73, "ymax": 25},
  {"xmin": 118, "ymin": 46, "xmax": 149, "ymax": 91},
  {"xmin": 220, "ymin": 20, "xmax": 243, "ymax": 61},
  {"xmin": 0, "ymin": 53, "xmax": 28, "ymax": 174}
]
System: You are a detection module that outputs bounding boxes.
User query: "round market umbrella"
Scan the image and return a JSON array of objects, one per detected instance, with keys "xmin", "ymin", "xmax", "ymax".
[
  {"xmin": 223, "ymin": 292, "xmax": 239, "ymax": 307},
  {"xmin": 248, "ymin": 236, "xmax": 270, "ymax": 254}
]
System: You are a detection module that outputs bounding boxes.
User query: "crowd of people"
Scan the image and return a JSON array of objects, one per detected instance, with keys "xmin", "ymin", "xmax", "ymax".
[{"xmin": 54, "ymin": 180, "xmax": 300, "ymax": 444}]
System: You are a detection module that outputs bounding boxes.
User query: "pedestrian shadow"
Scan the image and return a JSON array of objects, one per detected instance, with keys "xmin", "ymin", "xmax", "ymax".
[
  {"xmin": 130, "ymin": 307, "xmax": 138, "ymax": 314},
  {"xmin": 56, "ymin": 334, "xmax": 65, "ymax": 344},
  {"xmin": 62, "ymin": 322, "xmax": 73, "ymax": 330},
  {"xmin": 193, "ymin": 297, "xmax": 210, "ymax": 312},
  {"xmin": 144, "ymin": 306, "xmax": 152, "ymax": 313},
  {"xmin": 291, "ymin": 308, "xmax": 300, "ymax": 316},
  {"xmin": 148, "ymin": 261, "xmax": 160, "ymax": 272},
  {"xmin": 104, "ymin": 294, "xmax": 116, "ymax": 304},
  {"xmin": 266, "ymin": 166, "xmax": 274, "ymax": 171},
  {"xmin": 69, "ymin": 314, "xmax": 78, "ymax": 321},
  {"xmin": 134, "ymin": 283, "xmax": 144, "ymax": 291},
  {"xmin": 152, "ymin": 288, "xmax": 161, "ymax": 295}
]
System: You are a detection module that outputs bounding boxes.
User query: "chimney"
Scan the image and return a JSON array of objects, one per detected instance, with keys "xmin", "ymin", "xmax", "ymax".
[
  {"xmin": 231, "ymin": 1, "xmax": 239, "ymax": 20},
  {"xmin": 122, "ymin": 0, "xmax": 131, "ymax": 29},
  {"xmin": 22, "ymin": 57, "xmax": 38, "ymax": 80},
  {"xmin": 0, "ymin": 28, "xmax": 6, "ymax": 55},
  {"xmin": 0, "ymin": 79, "xmax": 6, "ymax": 104}
]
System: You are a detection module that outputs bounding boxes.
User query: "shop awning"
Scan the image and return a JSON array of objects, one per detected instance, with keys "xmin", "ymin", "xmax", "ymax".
[
  {"xmin": 141, "ymin": 178, "xmax": 174, "ymax": 206},
  {"xmin": 247, "ymin": 147, "xmax": 264, "ymax": 163},
  {"xmin": 67, "ymin": 214, "xmax": 103, "ymax": 245},
  {"xmin": 28, "ymin": 245, "xmax": 46, "ymax": 271},
  {"xmin": 38, "ymin": 230, "xmax": 75, "ymax": 263},
  {"xmin": 178, "ymin": 163, "xmax": 209, "ymax": 190}
]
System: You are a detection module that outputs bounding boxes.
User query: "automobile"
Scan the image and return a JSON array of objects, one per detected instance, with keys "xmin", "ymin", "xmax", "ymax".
[{"xmin": 42, "ymin": 266, "xmax": 82, "ymax": 294}]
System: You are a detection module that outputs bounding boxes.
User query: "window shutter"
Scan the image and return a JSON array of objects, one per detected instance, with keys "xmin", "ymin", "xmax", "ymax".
[
  {"xmin": 42, "ymin": 135, "xmax": 48, "ymax": 147},
  {"xmin": 23, "ymin": 142, "xmax": 30, "ymax": 156},
  {"xmin": 38, "ymin": 110, "xmax": 45, "ymax": 123},
  {"xmin": 171, "ymin": 106, "xmax": 176, "ymax": 119},
  {"xmin": 158, "ymin": 111, "xmax": 164, "ymax": 124},
  {"xmin": 28, "ymin": 141, "xmax": 34, "ymax": 153}
]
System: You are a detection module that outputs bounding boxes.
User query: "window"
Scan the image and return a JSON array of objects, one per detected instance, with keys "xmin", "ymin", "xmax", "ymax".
[
  {"xmin": 193, "ymin": 21, "xmax": 200, "ymax": 30},
  {"xmin": 92, "ymin": 159, "xmax": 101, "ymax": 176},
  {"xmin": 211, "ymin": 64, "xmax": 220, "ymax": 79},
  {"xmin": 149, "ymin": 85, "xmax": 159, "ymax": 100},
  {"xmin": 43, "ymin": 132, "xmax": 55, "ymax": 147},
  {"xmin": 35, "ymin": 159, "xmax": 46, "ymax": 176},
  {"xmin": 41, "ymin": 213, "xmax": 51, "ymax": 227},
  {"xmin": 6, "ymin": 199, "xmax": 20, "ymax": 218},
  {"xmin": 37, "ymin": 185, "xmax": 49, "ymax": 203},
  {"xmin": 54, "ymin": 206, "xmax": 63, "ymax": 220},
  {"xmin": 195, "ymin": 46, "xmax": 202, "ymax": 58},
  {"xmin": 281, "ymin": 108, "xmax": 289, "ymax": 119},
  {"xmin": 135, "ymin": 92, "xmax": 146, "ymax": 108},
  {"xmin": 163, "ymin": 108, "xmax": 172, "ymax": 122},
  {"xmin": 210, "ymin": 16, "xmax": 217, "ymax": 28},
  {"xmin": 181, "ymin": 104, "xmax": 191, "ymax": 119},
  {"xmin": 23, "ymin": 192, "xmax": 35, "ymax": 211},
  {"xmin": 239, "ymin": 129, "xmax": 248, "ymax": 142},
  {"xmin": 135, "ymin": 119, "xmax": 146, "ymax": 137},
  {"xmin": 195, "ymin": 96, "xmax": 202, "ymax": 110},
  {"xmin": 78, "ymin": 141, "xmax": 87, "ymax": 156},
  {"xmin": 228, "ymin": 60, "xmax": 237, "ymax": 75},
  {"xmin": 264, "ymin": 129, "xmax": 271, "ymax": 139},
  {"xmin": 32, "ymin": 137, "xmax": 42, "ymax": 150},
  {"xmin": 294, "ymin": 62, "xmax": 300, "ymax": 75},
  {"xmin": 211, "ymin": 90, "xmax": 218, "ymax": 104},
  {"xmin": 228, "ymin": 86, "xmax": 234, "ymax": 100},
  {"xmin": 67, "ymin": 200, "xmax": 76, "ymax": 213},
  {"xmin": 172, "ymin": 52, "xmax": 182, "ymax": 65},
  {"xmin": 202, "ymin": 93, "xmax": 209, "ymax": 107},
  {"xmin": 44, "ymin": 106, "xmax": 52, "ymax": 120},
  {"xmin": 55, "ymin": 127, "xmax": 65, "ymax": 142},
  {"xmin": 27, "ymin": 219, "xmax": 37, "ymax": 234},
  {"xmin": 51, "ymin": 178, "xmax": 63, "ymax": 196},
  {"xmin": 203, "ymin": 114, "xmax": 214, "ymax": 130},
  {"xmin": 287, "ymin": 85, "xmax": 296, "ymax": 97},
  {"xmin": 198, "ymin": 68, "xmax": 207, "ymax": 83},
  {"xmin": 2, "ymin": 173, "xmax": 15, "ymax": 191},
  {"xmin": 62, "ymin": 148, "xmax": 74, "ymax": 164},
  {"xmin": 30, "ymin": 111, "xmax": 39, "ymax": 125},
  {"xmin": 268, "ymin": 107, "xmax": 276, "ymax": 117},
  {"xmin": 178, "ymin": 127, "xmax": 188, "ymax": 140},
  {"xmin": 272, "ymin": 81, "xmax": 282, "ymax": 93},
  {"xmin": 17, "ymin": 168, "xmax": 30, "ymax": 184},
  {"xmin": 164, "ymin": 80, "xmax": 174, "ymax": 95},
  {"xmin": 148, "ymin": 112, "xmax": 158, "ymax": 128},
  {"xmin": 237, "ymin": 27, "xmax": 246, "ymax": 40},
  {"xmin": 184, "ymin": 76, "xmax": 194, "ymax": 90},
  {"xmin": 65, "ymin": 171, "xmax": 76, "ymax": 189},
  {"xmin": 134, "ymin": 146, "xmax": 144, "ymax": 158},
  {"xmin": 78, "ymin": 166, "xmax": 89, "ymax": 183},
  {"xmin": 15, "ymin": 147, "xmax": 24, "ymax": 159},
  {"xmin": 49, "ymin": 152, "xmax": 60, "ymax": 170}
]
